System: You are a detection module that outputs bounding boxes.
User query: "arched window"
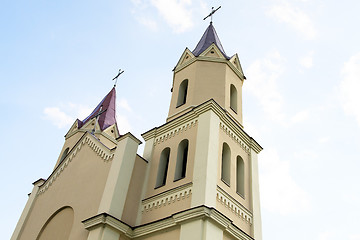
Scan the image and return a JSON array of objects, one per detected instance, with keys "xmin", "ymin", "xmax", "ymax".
[
  {"xmin": 236, "ymin": 156, "xmax": 245, "ymax": 197},
  {"xmin": 174, "ymin": 139, "xmax": 189, "ymax": 181},
  {"xmin": 230, "ymin": 84, "xmax": 237, "ymax": 113},
  {"xmin": 177, "ymin": 79, "xmax": 188, "ymax": 107},
  {"xmin": 37, "ymin": 207, "xmax": 74, "ymax": 240},
  {"xmin": 221, "ymin": 143, "xmax": 231, "ymax": 185},
  {"xmin": 155, "ymin": 147, "xmax": 170, "ymax": 188},
  {"xmin": 59, "ymin": 147, "xmax": 69, "ymax": 164}
]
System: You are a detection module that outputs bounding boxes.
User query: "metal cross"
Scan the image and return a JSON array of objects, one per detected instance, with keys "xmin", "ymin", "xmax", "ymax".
[
  {"xmin": 203, "ymin": 6, "xmax": 221, "ymax": 23},
  {"xmin": 112, "ymin": 69, "xmax": 124, "ymax": 87},
  {"xmin": 91, "ymin": 106, "xmax": 107, "ymax": 134}
]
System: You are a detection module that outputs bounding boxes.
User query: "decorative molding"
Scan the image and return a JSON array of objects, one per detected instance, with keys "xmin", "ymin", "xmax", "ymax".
[
  {"xmin": 142, "ymin": 100, "xmax": 262, "ymax": 153},
  {"xmin": 38, "ymin": 133, "xmax": 114, "ymax": 195},
  {"xmin": 82, "ymin": 206, "xmax": 254, "ymax": 240},
  {"xmin": 216, "ymin": 186, "xmax": 253, "ymax": 224},
  {"xmin": 142, "ymin": 183, "xmax": 192, "ymax": 212},
  {"xmin": 153, "ymin": 119, "xmax": 197, "ymax": 146},
  {"xmin": 220, "ymin": 122, "xmax": 250, "ymax": 154}
]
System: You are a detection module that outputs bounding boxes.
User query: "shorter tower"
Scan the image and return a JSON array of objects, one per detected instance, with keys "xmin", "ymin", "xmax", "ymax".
[{"xmin": 12, "ymin": 22, "xmax": 262, "ymax": 240}]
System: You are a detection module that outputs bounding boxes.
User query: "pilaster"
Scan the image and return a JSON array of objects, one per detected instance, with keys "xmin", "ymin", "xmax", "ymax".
[
  {"xmin": 11, "ymin": 179, "xmax": 45, "ymax": 240},
  {"xmin": 135, "ymin": 135, "xmax": 155, "ymax": 225},
  {"xmin": 249, "ymin": 141, "xmax": 262, "ymax": 240},
  {"xmin": 191, "ymin": 110, "xmax": 220, "ymax": 207},
  {"xmin": 97, "ymin": 132, "xmax": 141, "ymax": 218}
]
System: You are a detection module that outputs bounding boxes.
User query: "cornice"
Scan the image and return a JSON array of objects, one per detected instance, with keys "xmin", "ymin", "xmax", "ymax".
[
  {"xmin": 220, "ymin": 122, "xmax": 250, "ymax": 154},
  {"xmin": 82, "ymin": 206, "xmax": 254, "ymax": 240},
  {"xmin": 117, "ymin": 132, "xmax": 142, "ymax": 145},
  {"xmin": 38, "ymin": 132, "xmax": 114, "ymax": 195},
  {"xmin": 142, "ymin": 99, "xmax": 262, "ymax": 154},
  {"xmin": 175, "ymin": 56, "xmax": 244, "ymax": 80},
  {"xmin": 142, "ymin": 183, "xmax": 192, "ymax": 212},
  {"xmin": 216, "ymin": 186, "xmax": 253, "ymax": 225}
]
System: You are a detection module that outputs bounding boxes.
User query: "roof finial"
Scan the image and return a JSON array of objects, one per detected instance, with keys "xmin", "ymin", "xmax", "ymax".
[
  {"xmin": 203, "ymin": 6, "xmax": 221, "ymax": 24},
  {"xmin": 112, "ymin": 69, "xmax": 124, "ymax": 87}
]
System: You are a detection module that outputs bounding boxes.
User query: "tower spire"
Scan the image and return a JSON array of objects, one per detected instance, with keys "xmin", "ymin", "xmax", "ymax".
[
  {"xmin": 78, "ymin": 87, "xmax": 117, "ymax": 132},
  {"xmin": 192, "ymin": 21, "xmax": 229, "ymax": 59}
]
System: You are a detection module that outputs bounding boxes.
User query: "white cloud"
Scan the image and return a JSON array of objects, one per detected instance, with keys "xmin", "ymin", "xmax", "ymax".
[
  {"xmin": 318, "ymin": 136, "xmax": 329, "ymax": 143},
  {"xmin": 132, "ymin": 0, "xmax": 201, "ymax": 33},
  {"xmin": 43, "ymin": 107, "xmax": 74, "ymax": 129},
  {"xmin": 340, "ymin": 52, "xmax": 360, "ymax": 127},
  {"xmin": 151, "ymin": 0, "xmax": 193, "ymax": 33},
  {"xmin": 349, "ymin": 234, "xmax": 360, "ymax": 240},
  {"xmin": 137, "ymin": 17, "xmax": 158, "ymax": 31},
  {"xmin": 116, "ymin": 114, "xmax": 132, "ymax": 133},
  {"xmin": 317, "ymin": 232, "xmax": 337, "ymax": 240},
  {"xmin": 44, "ymin": 103, "xmax": 92, "ymax": 129},
  {"xmin": 267, "ymin": 2, "xmax": 317, "ymax": 40},
  {"xmin": 246, "ymin": 50, "xmax": 287, "ymax": 124},
  {"xmin": 259, "ymin": 148, "xmax": 311, "ymax": 215},
  {"xmin": 299, "ymin": 51, "xmax": 314, "ymax": 68},
  {"xmin": 291, "ymin": 110, "xmax": 309, "ymax": 123},
  {"xmin": 118, "ymin": 98, "xmax": 132, "ymax": 112}
]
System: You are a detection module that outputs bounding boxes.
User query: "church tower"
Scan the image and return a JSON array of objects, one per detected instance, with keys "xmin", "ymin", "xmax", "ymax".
[
  {"xmin": 12, "ymin": 22, "xmax": 262, "ymax": 240},
  {"xmin": 140, "ymin": 22, "xmax": 262, "ymax": 240}
]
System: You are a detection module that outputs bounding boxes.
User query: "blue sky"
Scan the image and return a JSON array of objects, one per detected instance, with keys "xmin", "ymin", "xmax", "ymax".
[{"xmin": 1, "ymin": 0, "xmax": 360, "ymax": 239}]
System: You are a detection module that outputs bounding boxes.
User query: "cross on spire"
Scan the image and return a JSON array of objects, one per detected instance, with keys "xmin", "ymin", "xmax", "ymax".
[
  {"xmin": 203, "ymin": 6, "xmax": 221, "ymax": 23},
  {"xmin": 112, "ymin": 69, "xmax": 124, "ymax": 87}
]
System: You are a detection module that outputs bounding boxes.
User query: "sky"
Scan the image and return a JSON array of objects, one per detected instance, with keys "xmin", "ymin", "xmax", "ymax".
[{"xmin": 1, "ymin": 0, "xmax": 360, "ymax": 239}]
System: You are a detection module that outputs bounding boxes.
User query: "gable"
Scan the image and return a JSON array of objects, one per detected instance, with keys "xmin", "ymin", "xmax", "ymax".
[
  {"xmin": 174, "ymin": 48, "xmax": 196, "ymax": 71},
  {"xmin": 199, "ymin": 43, "xmax": 226, "ymax": 60}
]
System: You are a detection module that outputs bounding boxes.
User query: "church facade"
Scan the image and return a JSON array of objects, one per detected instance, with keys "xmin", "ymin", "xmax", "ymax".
[{"xmin": 12, "ymin": 23, "xmax": 263, "ymax": 240}]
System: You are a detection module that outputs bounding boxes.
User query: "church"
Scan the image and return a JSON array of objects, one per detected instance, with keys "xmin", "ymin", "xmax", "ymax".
[{"xmin": 11, "ymin": 21, "xmax": 263, "ymax": 240}]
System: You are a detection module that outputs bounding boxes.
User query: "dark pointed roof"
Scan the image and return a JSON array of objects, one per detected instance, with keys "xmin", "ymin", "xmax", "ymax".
[
  {"xmin": 77, "ymin": 87, "xmax": 117, "ymax": 131},
  {"xmin": 192, "ymin": 22, "xmax": 230, "ymax": 59}
]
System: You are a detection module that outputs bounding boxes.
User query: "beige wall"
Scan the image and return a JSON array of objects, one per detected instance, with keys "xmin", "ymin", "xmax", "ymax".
[
  {"xmin": 136, "ymin": 226, "xmax": 180, "ymax": 240},
  {"xmin": 37, "ymin": 207, "xmax": 74, "ymax": 240},
  {"xmin": 140, "ymin": 124, "xmax": 197, "ymax": 224},
  {"xmin": 168, "ymin": 58, "xmax": 243, "ymax": 126},
  {"xmin": 122, "ymin": 155, "xmax": 148, "ymax": 226},
  {"xmin": 18, "ymin": 141, "xmax": 112, "ymax": 240},
  {"xmin": 216, "ymin": 128, "xmax": 253, "ymax": 236},
  {"xmin": 217, "ymin": 129, "xmax": 251, "ymax": 211},
  {"xmin": 143, "ymin": 124, "xmax": 197, "ymax": 198}
]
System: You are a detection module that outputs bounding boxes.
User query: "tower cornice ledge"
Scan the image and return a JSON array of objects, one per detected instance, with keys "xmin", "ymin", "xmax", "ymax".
[
  {"xmin": 82, "ymin": 206, "xmax": 254, "ymax": 240},
  {"xmin": 141, "ymin": 99, "xmax": 262, "ymax": 153},
  {"xmin": 174, "ymin": 55, "xmax": 245, "ymax": 81}
]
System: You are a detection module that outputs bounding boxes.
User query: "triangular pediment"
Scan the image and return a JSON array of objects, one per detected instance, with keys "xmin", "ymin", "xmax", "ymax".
[
  {"xmin": 199, "ymin": 43, "xmax": 226, "ymax": 60},
  {"xmin": 103, "ymin": 123, "xmax": 120, "ymax": 139},
  {"xmin": 65, "ymin": 120, "xmax": 80, "ymax": 138},
  {"xmin": 229, "ymin": 54, "xmax": 245, "ymax": 79},
  {"xmin": 81, "ymin": 118, "xmax": 100, "ymax": 132},
  {"xmin": 175, "ymin": 48, "xmax": 195, "ymax": 70}
]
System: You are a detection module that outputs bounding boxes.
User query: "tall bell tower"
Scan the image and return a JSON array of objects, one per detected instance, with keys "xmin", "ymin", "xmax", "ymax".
[{"xmin": 140, "ymin": 22, "xmax": 263, "ymax": 240}]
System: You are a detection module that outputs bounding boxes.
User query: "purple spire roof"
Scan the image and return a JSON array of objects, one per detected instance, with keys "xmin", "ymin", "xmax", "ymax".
[
  {"xmin": 78, "ymin": 87, "xmax": 117, "ymax": 131},
  {"xmin": 192, "ymin": 22, "xmax": 230, "ymax": 59}
]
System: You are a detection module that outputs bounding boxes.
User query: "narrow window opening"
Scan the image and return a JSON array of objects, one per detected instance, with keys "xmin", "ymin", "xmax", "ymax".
[
  {"xmin": 177, "ymin": 79, "xmax": 188, "ymax": 107},
  {"xmin": 221, "ymin": 143, "xmax": 231, "ymax": 186},
  {"xmin": 230, "ymin": 84, "xmax": 238, "ymax": 113},
  {"xmin": 155, "ymin": 148, "xmax": 170, "ymax": 188},
  {"xmin": 174, "ymin": 139, "xmax": 189, "ymax": 181},
  {"xmin": 59, "ymin": 147, "xmax": 69, "ymax": 164},
  {"xmin": 236, "ymin": 156, "xmax": 245, "ymax": 197}
]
